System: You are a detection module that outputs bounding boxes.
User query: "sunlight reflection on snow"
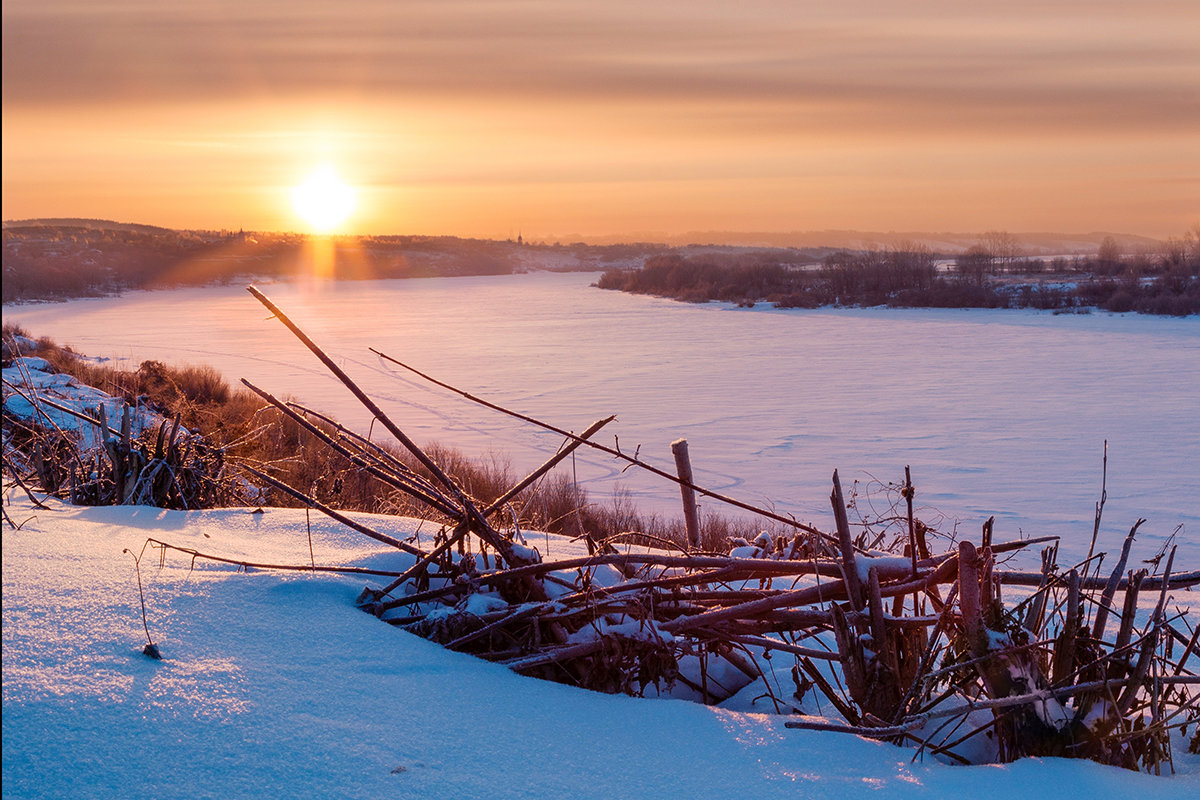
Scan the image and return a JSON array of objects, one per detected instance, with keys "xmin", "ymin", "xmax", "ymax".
[
  {"xmin": 709, "ymin": 707, "xmax": 786, "ymax": 748},
  {"xmin": 139, "ymin": 657, "xmax": 250, "ymax": 720}
]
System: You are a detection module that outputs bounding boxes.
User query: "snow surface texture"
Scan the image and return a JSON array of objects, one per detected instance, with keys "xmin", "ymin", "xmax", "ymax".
[
  {"xmin": 3, "ymin": 490, "xmax": 1197, "ymax": 799},
  {"xmin": 5, "ymin": 272, "xmax": 1197, "ymax": 571},
  {"xmin": 2, "ymin": 356, "xmax": 166, "ymax": 451}
]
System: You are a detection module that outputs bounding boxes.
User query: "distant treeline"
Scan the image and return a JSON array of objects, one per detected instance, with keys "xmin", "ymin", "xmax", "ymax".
[
  {"xmin": 1, "ymin": 223, "xmax": 663, "ymax": 302},
  {"xmin": 3, "ymin": 226, "xmax": 291, "ymax": 301},
  {"xmin": 597, "ymin": 232, "xmax": 1200, "ymax": 316}
]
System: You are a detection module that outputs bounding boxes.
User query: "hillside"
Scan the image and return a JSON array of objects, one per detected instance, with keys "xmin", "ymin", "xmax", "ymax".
[
  {"xmin": 0, "ymin": 224, "xmax": 660, "ymax": 302},
  {"xmin": 0, "ymin": 221, "xmax": 821, "ymax": 303}
]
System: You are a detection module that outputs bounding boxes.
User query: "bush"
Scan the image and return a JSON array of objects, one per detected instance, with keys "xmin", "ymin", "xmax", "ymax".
[{"xmin": 1103, "ymin": 290, "xmax": 1135, "ymax": 313}]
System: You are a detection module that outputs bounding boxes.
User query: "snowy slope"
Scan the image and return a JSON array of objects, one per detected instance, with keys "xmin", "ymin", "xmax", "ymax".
[
  {"xmin": 3, "ymin": 490, "xmax": 1196, "ymax": 799},
  {"xmin": 2, "ymin": 356, "xmax": 168, "ymax": 452}
]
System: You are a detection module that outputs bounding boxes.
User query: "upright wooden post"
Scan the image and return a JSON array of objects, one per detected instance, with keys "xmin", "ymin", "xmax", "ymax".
[
  {"xmin": 903, "ymin": 465, "xmax": 917, "ymax": 578},
  {"xmin": 671, "ymin": 439, "xmax": 701, "ymax": 550},
  {"xmin": 958, "ymin": 540, "xmax": 983, "ymax": 656},
  {"xmin": 831, "ymin": 470, "xmax": 865, "ymax": 611}
]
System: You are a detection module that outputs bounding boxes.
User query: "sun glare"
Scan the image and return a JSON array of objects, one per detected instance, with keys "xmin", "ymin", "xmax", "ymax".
[{"xmin": 291, "ymin": 165, "xmax": 357, "ymax": 234}]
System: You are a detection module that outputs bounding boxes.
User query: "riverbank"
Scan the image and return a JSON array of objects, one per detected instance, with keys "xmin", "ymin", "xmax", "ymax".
[{"xmin": 595, "ymin": 251, "xmax": 1200, "ymax": 316}]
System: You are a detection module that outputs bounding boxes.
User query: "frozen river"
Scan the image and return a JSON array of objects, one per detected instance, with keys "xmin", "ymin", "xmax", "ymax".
[{"xmin": 6, "ymin": 271, "xmax": 1198, "ymax": 567}]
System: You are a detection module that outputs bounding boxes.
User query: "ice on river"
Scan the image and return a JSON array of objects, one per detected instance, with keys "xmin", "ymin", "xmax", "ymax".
[{"xmin": 5, "ymin": 271, "xmax": 1198, "ymax": 567}]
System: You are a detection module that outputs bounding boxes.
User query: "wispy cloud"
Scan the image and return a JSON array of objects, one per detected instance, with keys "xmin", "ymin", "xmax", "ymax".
[{"xmin": 6, "ymin": 0, "xmax": 1197, "ymax": 133}]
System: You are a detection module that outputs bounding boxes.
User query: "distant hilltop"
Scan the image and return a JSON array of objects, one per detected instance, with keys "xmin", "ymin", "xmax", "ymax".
[{"xmin": 2, "ymin": 217, "xmax": 176, "ymax": 235}]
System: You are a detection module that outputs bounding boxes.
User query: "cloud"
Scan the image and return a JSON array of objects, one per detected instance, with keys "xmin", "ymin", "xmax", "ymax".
[
  {"xmin": 5, "ymin": 0, "xmax": 1199, "ymax": 137},
  {"xmin": 4, "ymin": 1, "xmax": 1197, "ymax": 236}
]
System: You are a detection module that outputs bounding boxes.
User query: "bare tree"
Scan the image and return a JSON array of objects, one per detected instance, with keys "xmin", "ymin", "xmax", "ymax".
[
  {"xmin": 956, "ymin": 245, "xmax": 994, "ymax": 286},
  {"xmin": 980, "ymin": 230, "xmax": 1021, "ymax": 271},
  {"xmin": 1097, "ymin": 236, "xmax": 1122, "ymax": 268}
]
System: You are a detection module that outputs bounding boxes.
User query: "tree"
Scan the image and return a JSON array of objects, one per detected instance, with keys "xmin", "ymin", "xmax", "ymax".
[
  {"xmin": 1097, "ymin": 236, "xmax": 1122, "ymax": 269},
  {"xmin": 980, "ymin": 230, "xmax": 1021, "ymax": 271},
  {"xmin": 957, "ymin": 246, "xmax": 994, "ymax": 286}
]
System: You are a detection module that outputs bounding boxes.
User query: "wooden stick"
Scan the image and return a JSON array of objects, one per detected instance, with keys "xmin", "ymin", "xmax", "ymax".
[
  {"xmin": 698, "ymin": 631, "xmax": 839, "ymax": 661},
  {"xmin": 1152, "ymin": 545, "xmax": 1177, "ymax": 626},
  {"xmin": 1023, "ymin": 546, "xmax": 1056, "ymax": 635},
  {"xmin": 911, "ymin": 678, "xmax": 1154, "ymax": 723},
  {"xmin": 501, "ymin": 640, "xmax": 607, "ymax": 671},
  {"xmin": 996, "ymin": 568, "xmax": 1198, "ymax": 590},
  {"xmin": 785, "ymin": 718, "xmax": 925, "ymax": 736},
  {"xmin": 558, "ymin": 566, "xmax": 743, "ymax": 604},
  {"xmin": 249, "ymin": 287, "xmax": 460, "ymax": 500},
  {"xmin": 1115, "ymin": 570, "xmax": 1147, "ymax": 653},
  {"xmin": 144, "ymin": 537, "xmax": 411, "ymax": 577},
  {"xmin": 1092, "ymin": 518, "xmax": 1143, "ymax": 641},
  {"xmin": 903, "ymin": 465, "xmax": 917, "ymax": 578},
  {"xmin": 894, "ymin": 582, "xmax": 959, "ymax": 721},
  {"xmin": 831, "ymin": 601, "xmax": 867, "ymax": 707},
  {"xmin": 661, "ymin": 554, "xmax": 962, "ymax": 635},
  {"xmin": 1116, "ymin": 631, "xmax": 1158, "ymax": 717},
  {"xmin": 287, "ymin": 402, "xmax": 416, "ymax": 475},
  {"xmin": 868, "ymin": 566, "xmax": 900, "ymax": 682},
  {"xmin": 366, "ymin": 519, "xmax": 470, "ymax": 605},
  {"xmin": 797, "ymin": 656, "xmax": 860, "ymax": 725},
  {"xmin": 1085, "ymin": 439, "xmax": 1108, "ymax": 565},
  {"xmin": 444, "ymin": 600, "xmax": 554, "ymax": 650},
  {"xmin": 374, "ymin": 549, "xmax": 861, "ymax": 614},
  {"xmin": 488, "ymin": 416, "xmax": 616, "ymax": 516},
  {"xmin": 1052, "ymin": 568, "xmax": 1081, "ymax": 684}
]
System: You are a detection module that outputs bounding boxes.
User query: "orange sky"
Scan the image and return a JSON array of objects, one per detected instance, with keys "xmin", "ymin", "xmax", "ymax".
[{"xmin": 3, "ymin": 1, "xmax": 1198, "ymax": 239}]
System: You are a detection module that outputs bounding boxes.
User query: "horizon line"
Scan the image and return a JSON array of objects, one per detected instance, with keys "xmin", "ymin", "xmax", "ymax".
[{"xmin": 3, "ymin": 216, "xmax": 1190, "ymax": 247}]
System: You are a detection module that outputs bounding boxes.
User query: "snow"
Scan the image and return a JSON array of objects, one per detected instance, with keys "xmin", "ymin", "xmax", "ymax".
[
  {"xmin": 567, "ymin": 615, "xmax": 675, "ymax": 645},
  {"xmin": 2, "ymin": 356, "xmax": 168, "ymax": 451},
  {"xmin": 4, "ymin": 271, "xmax": 1199, "ymax": 795},
  {"xmin": 3, "ymin": 488, "xmax": 1197, "ymax": 798},
  {"xmin": 729, "ymin": 544, "xmax": 762, "ymax": 559},
  {"xmin": 4, "ymin": 272, "xmax": 1196, "ymax": 571}
]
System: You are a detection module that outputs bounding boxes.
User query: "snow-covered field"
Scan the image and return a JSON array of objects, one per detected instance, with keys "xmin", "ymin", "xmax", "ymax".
[
  {"xmin": 4, "ymin": 489, "xmax": 1197, "ymax": 799},
  {"xmin": 5, "ymin": 272, "xmax": 1197, "ymax": 568}
]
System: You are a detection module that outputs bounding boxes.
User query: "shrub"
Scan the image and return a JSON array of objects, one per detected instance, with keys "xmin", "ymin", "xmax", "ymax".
[{"xmin": 1103, "ymin": 290, "xmax": 1135, "ymax": 313}]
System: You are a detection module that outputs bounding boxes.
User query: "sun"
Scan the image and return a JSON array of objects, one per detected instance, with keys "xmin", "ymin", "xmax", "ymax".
[{"xmin": 291, "ymin": 165, "xmax": 357, "ymax": 234}]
